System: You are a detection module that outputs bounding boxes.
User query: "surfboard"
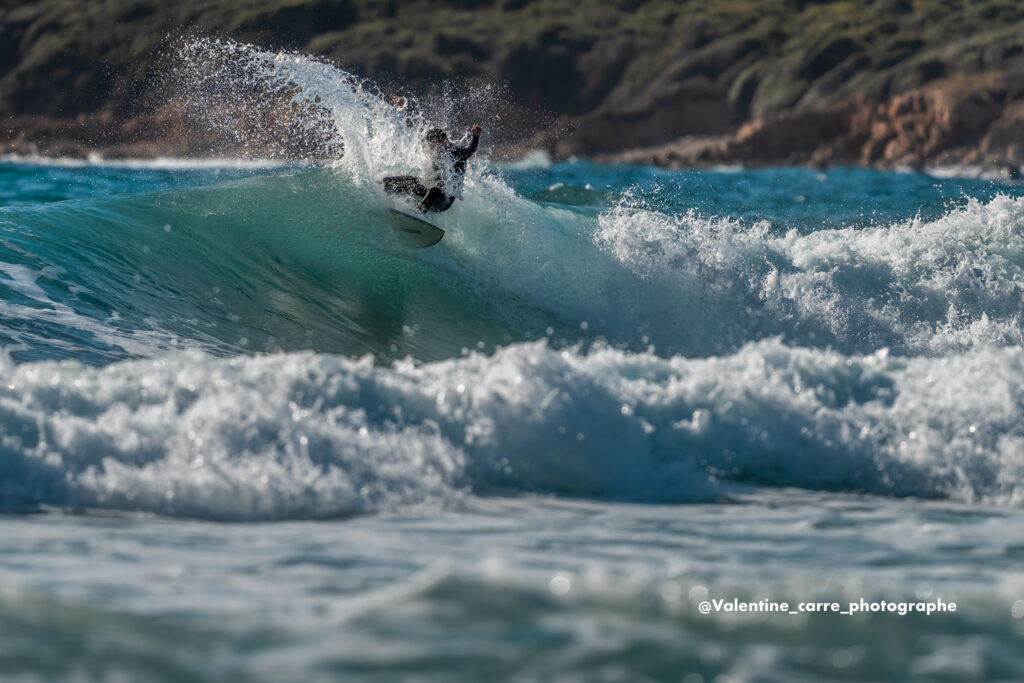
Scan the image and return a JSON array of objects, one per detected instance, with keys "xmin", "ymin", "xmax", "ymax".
[{"xmin": 387, "ymin": 208, "xmax": 445, "ymax": 248}]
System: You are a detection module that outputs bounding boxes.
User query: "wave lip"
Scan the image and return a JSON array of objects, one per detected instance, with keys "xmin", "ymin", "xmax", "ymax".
[{"xmin": 3, "ymin": 338, "xmax": 1024, "ymax": 520}]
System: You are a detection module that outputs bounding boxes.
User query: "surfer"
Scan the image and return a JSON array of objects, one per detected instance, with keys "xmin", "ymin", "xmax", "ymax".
[{"xmin": 382, "ymin": 124, "xmax": 482, "ymax": 213}]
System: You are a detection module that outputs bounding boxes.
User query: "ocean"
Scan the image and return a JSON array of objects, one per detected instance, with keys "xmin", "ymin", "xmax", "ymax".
[{"xmin": 3, "ymin": 42, "xmax": 1024, "ymax": 682}]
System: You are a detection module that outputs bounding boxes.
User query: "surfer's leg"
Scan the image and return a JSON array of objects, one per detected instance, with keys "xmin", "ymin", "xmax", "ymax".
[
  {"xmin": 383, "ymin": 175, "xmax": 427, "ymax": 198},
  {"xmin": 418, "ymin": 187, "xmax": 453, "ymax": 213}
]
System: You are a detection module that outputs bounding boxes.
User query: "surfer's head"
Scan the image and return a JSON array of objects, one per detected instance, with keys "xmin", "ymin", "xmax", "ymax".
[{"xmin": 425, "ymin": 128, "xmax": 449, "ymax": 148}]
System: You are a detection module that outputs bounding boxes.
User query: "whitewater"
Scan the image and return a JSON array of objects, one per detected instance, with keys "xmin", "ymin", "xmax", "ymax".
[{"xmin": 2, "ymin": 41, "xmax": 1024, "ymax": 681}]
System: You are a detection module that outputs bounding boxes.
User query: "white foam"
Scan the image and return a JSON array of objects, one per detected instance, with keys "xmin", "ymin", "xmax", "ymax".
[
  {"xmin": 3, "ymin": 338, "xmax": 1024, "ymax": 519},
  {"xmin": 584, "ymin": 193, "xmax": 1024, "ymax": 355},
  {"xmin": 924, "ymin": 164, "xmax": 1011, "ymax": 181},
  {"xmin": 499, "ymin": 149, "xmax": 553, "ymax": 170},
  {"xmin": 0, "ymin": 154, "xmax": 291, "ymax": 170}
]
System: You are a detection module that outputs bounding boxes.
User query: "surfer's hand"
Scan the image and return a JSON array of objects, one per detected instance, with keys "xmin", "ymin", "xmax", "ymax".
[
  {"xmin": 388, "ymin": 94, "xmax": 406, "ymax": 108},
  {"xmin": 470, "ymin": 125, "xmax": 482, "ymax": 136}
]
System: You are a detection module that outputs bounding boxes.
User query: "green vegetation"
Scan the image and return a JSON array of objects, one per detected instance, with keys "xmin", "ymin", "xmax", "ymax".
[{"xmin": 2, "ymin": 0, "xmax": 1023, "ymax": 155}]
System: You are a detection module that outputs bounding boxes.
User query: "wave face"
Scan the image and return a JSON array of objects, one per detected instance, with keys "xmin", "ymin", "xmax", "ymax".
[
  {"xmin": 4, "ymin": 167, "xmax": 1024, "ymax": 365},
  {"xmin": 3, "ymin": 41, "xmax": 1024, "ymax": 518},
  {"xmin": 0, "ymin": 169, "xmax": 531, "ymax": 365}
]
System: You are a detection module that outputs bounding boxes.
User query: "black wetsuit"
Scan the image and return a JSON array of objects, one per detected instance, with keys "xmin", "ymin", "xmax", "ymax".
[{"xmin": 383, "ymin": 133, "xmax": 480, "ymax": 213}]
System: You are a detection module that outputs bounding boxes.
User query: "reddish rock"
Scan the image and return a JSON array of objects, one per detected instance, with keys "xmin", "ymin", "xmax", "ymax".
[{"xmin": 601, "ymin": 74, "xmax": 1024, "ymax": 174}]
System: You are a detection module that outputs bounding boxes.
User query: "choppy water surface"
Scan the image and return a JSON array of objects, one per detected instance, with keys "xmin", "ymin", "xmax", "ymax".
[{"xmin": 2, "ymin": 42, "xmax": 1024, "ymax": 682}]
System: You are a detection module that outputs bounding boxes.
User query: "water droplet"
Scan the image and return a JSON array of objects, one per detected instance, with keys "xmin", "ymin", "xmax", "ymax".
[
  {"xmin": 660, "ymin": 582, "xmax": 683, "ymax": 602},
  {"xmin": 548, "ymin": 573, "xmax": 571, "ymax": 596}
]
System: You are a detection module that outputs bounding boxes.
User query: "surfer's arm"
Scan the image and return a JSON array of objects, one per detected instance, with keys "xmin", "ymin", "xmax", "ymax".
[{"xmin": 453, "ymin": 126, "xmax": 481, "ymax": 161}]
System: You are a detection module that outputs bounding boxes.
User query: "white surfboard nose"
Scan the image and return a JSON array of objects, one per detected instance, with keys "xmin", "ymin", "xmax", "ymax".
[{"xmin": 387, "ymin": 208, "xmax": 445, "ymax": 248}]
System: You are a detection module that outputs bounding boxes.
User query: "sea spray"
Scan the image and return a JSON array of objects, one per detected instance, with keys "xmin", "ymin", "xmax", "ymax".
[{"xmin": 171, "ymin": 38, "xmax": 450, "ymax": 182}]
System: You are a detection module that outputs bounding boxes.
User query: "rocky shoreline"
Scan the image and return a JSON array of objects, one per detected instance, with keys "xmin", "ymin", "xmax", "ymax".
[
  {"xmin": 5, "ymin": 95, "xmax": 1019, "ymax": 179},
  {"xmin": 4, "ymin": 71, "xmax": 1022, "ymax": 177},
  {"xmin": 597, "ymin": 74, "xmax": 1023, "ymax": 177}
]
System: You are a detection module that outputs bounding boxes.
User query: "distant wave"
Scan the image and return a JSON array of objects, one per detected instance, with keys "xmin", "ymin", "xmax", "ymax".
[{"xmin": 0, "ymin": 154, "xmax": 293, "ymax": 170}]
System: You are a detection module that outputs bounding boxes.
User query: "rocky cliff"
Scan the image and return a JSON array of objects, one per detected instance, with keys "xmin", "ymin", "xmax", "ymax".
[{"xmin": 2, "ymin": 0, "xmax": 1023, "ymax": 169}]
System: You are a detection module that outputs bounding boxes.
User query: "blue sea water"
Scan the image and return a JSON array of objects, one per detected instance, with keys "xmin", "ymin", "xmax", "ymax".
[
  {"xmin": 3, "ymin": 157, "xmax": 1024, "ymax": 683},
  {"xmin": 4, "ymin": 42, "xmax": 1024, "ymax": 682}
]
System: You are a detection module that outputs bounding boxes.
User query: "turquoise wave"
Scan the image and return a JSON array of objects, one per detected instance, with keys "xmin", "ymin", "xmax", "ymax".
[
  {"xmin": 0, "ymin": 168, "xmax": 559, "ymax": 364},
  {"xmin": 4, "ymin": 165, "xmax": 1024, "ymax": 367}
]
